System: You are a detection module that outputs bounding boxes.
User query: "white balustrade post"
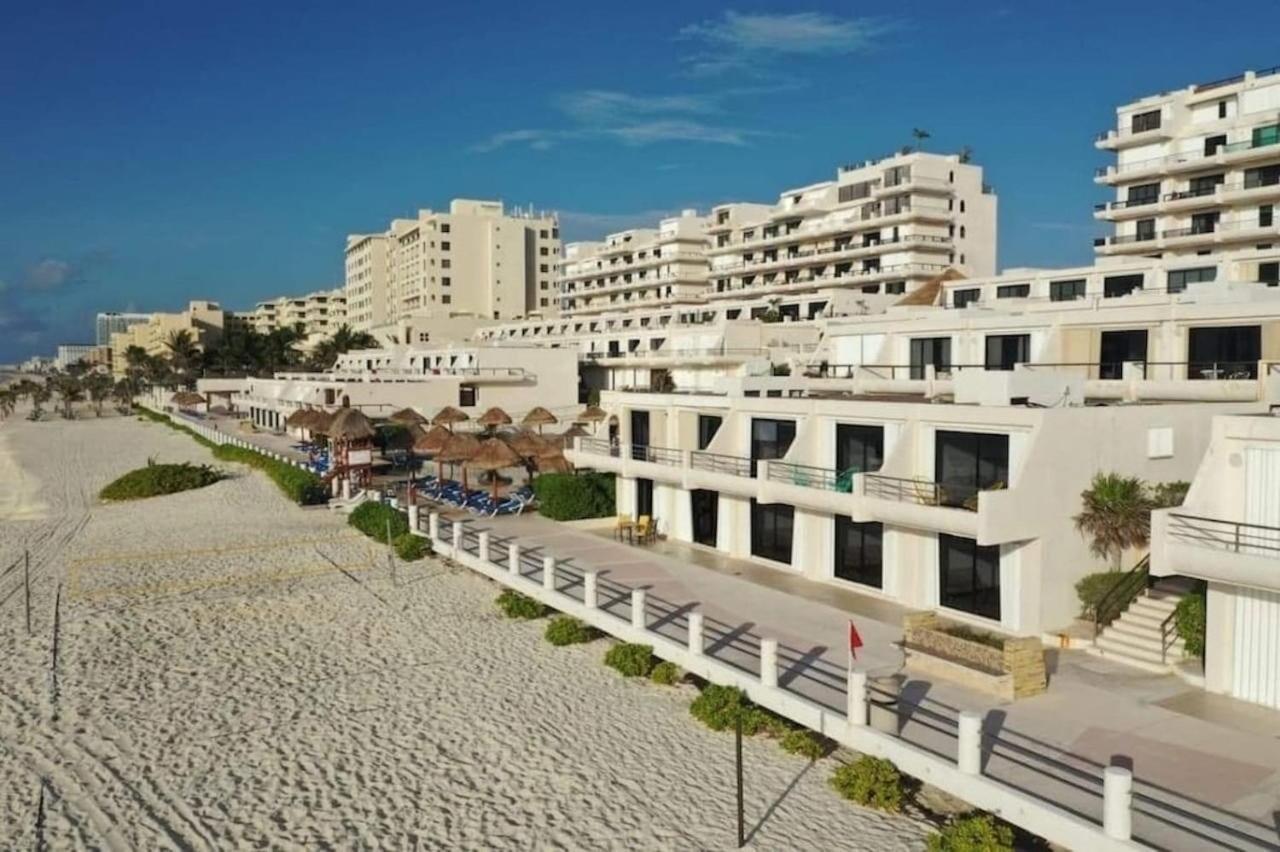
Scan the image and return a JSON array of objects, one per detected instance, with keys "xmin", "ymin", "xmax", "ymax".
[
  {"xmin": 508, "ymin": 542, "xmax": 520, "ymax": 575},
  {"xmin": 477, "ymin": 531, "xmax": 489, "ymax": 563},
  {"xmin": 408, "ymin": 503, "xmax": 420, "ymax": 533},
  {"xmin": 630, "ymin": 589, "xmax": 646, "ymax": 630},
  {"xmin": 957, "ymin": 711, "xmax": 982, "ymax": 775},
  {"xmin": 760, "ymin": 638, "xmax": 778, "ymax": 688},
  {"xmin": 847, "ymin": 669, "xmax": 867, "ymax": 726},
  {"xmin": 451, "ymin": 521, "xmax": 462, "ymax": 556},
  {"xmin": 687, "ymin": 611, "xmax": 703, "ymax": 655},
  {"xmin": 1103, "ymin": 766, "xmax": 1133, "ymax": 841},
  {"xmin": 341, "ymin": 478, "xmax": 352, "ymax": 501},
  {"xmin": 583, "ymin": 571, "xmax": 598, "ymax": 609},
  {"xmin": 428, "ymin": 512, "xmax": 440, "ymax": 541},
  {"xmin": 542, "ymin": 556, "xmax": 556, "ymax": 591}
]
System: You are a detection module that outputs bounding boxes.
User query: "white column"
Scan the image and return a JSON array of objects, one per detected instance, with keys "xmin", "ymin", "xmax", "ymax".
[
  {"xmin": 583, "ymin": 571, "xmax": 598, "ymax": 609},
  {"xmin": 847, "ymin": 669, "xmax": 867, "ymax": 726},
  {"xmin": 477, "ymin": 531, "xmax": 490, "ymax": 563},
  {"xmin": 408, "ymin": 504, "xmax": 420, "ymax": 533},
  {"xmin": 957, "ymin": 711, "xmax": 982, "ymax": 775},
  {"xmin": 341, "ymin": 479, "xmax": 352, "ymax": 501},
  {"xmin": 331, "ymin": 477, "xmax": 341, "ymax": 497},
  {"xmin": 760, "ymin": 638, "xmax": 778, "ymax": 688},
  {"xmin": 630, "ymin": 589, "xmax": 646, "ymax": 630},
  {"xmin": 451, "ymin": 521, "xmax": 462, "ymax": 556},
  {"xmin": 687, "ymin": 611, "xmax": 703, "ymax": 655},
  {"xmin": 428, "ymin": 512, "xmax": 440, "ymax": 541},
  {"xmin": 542, "ymin": 556, "xmax": 556, "ymax": 591},
  {"xmin": 508, "ymin": 543, "xmax": 520, "ymax": 575},
  {"xmin": 1103, "ymin": 766, "xmax": 1133, "ymax": 841}
]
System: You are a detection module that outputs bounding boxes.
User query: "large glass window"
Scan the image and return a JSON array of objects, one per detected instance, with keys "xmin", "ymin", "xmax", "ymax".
[
  {"xmin": 909, "ymin": 337, "xmax": 952, "ymax": 379},
  {"xmin": 1103, "ymin": 274, "xmax": 1144, "ymax": 298},
  {"xmin": 834, "ymin": 519, "xmax": 882, "ymax": 588},
  {"xmin": 750, "ymin": 418, "xmax": 796, "ymax": 476},
  {"xmin": 1187, "ymin": 325, "xmax": 1261, "ymax": 379},
  {"xmin": 1049, "ymin": 279, "xmax": 1086, "ymax": 302},
  {"xmin": 996, "ymin": 284, "xmax": 1029, "ymax": 299},
  {"xmin": 953, "ymin": 288, "xmax": 981, "ymax": 309},
  {"xmin": 1099, "ymin": 330, "xmax": 1149, "ymax": 380},
  {"xmin": 836, "ymin": 424, "xmax": 884, "ymax": 476},
  {"xmin": 630, "ymin": 410, "xmax": 650, "ymax": 457},
  {"xmin": 1244, "ymin": 164, "xmax": 1280, "ymax": 189},
  {"xmin": 750, "ymin": 500, "xmax": 793, "ymax": 564},
  {"xmin": 691, "ymin": 490, "xmax": 718, "ymax": 547},
  {"xmin": 984, "ymin": 334, "xmax": 1030, "ymax": 371},
  {"xmin": 935, "ymin": 431, "xmax": 1009, "ymax": 509},
  {"xmin": 697, "ymin": 415, "xmax": 722, "ymax": 450},
  {"xmin": 1126, "ymin": 182, "xmax": 1160, "ymax": 206},
  {"xmin": 1130, "ymin": 109, "xmax": 1161, "ymax": 134},
  {"xmin": 939, "ymin": 534, "xmax": 1001, "ymax": 621},
  {"xmin": 1167, "ymin": 266, "xmax": 1216, "ymax": 293}
]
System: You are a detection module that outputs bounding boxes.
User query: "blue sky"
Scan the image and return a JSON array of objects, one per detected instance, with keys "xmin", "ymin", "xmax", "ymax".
[{"xmin": 1, "ymin": 1, "xmax": 1275, "ymax": 361}]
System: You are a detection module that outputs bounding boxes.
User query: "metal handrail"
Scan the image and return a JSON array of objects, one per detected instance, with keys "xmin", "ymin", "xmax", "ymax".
[
  {"xmin": 689, "ymin": 450, "xmax": 752, "ymax": 478},
  {"xmin": 1167, "ymin": 512, "xmax": 1280, "ymax": 554},
  {"xmin": 862, "ymin": 473, "xmax": 989, "ymax": 511},
  {"xmin": 1092, "ymin": 555, "xmax": 1151, "ymax": 639},
  {"xmin": 766, "ymin": 461, "xmax": 854, "ymax": 492},
  {"xmin": 577, "ymin": 437, "xmax": 617, "ymax": 457},
  {"xmin": 628, "ymin": 444, "xmax": 684, "ymax": 466},
  {"xmin": 1160, "ymin": 607, "xmax": 1180, "ymax": 664}
]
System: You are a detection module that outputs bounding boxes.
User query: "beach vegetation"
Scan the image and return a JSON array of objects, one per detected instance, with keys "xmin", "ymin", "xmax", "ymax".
[
  {"xmin": 212, "ymin": 444, "xmax": 326, "ymax": 504},
  {"xmin": 545, "ymin": 616, "xmax": 598, "ymax": 646},
  {"xmin": 100, "ymin": 461, "xmax": 225, "ymax": 501},
  {"xmin": 779, "ymin": 728, "xmax": 834, "ymax": 760},
  {"xmin": 348, "ymin": 502, "xmax": 410, "ymax": 543},
  {"xmin": 1074, "ymin": 473, "xmax": 1151, "ymax": 570},
  {"xmin": 393, "ymin": 532, "xmax": 430, "ymax": 561},
  {"xmin": 495, "ymin": 589, "xmax": 550, "ymax": 620},
  {"xmin": 532, "ymin": 472, "xmax": 615, "ymax": 521},
  {"xmin": 829, "ymin": 755, "xmax": 906, "ymax": 813},
  {"xmin": 1174, "ymin": 585, "xmax": 1206, "ymax": 658},
  {"xmin": 603, "ymin": 642, "xmax": 655, "ymax": 677},
  {"xmin": 649, "ymin": 661, "xmax": 682, "ymax": 685},
  {"xmin": 689, "ymin": 684, "xmax": 786, "ymax": 737},
  {"xmin": 926, "ymin": 813, "xmax": 1015, "ymax": 852}
]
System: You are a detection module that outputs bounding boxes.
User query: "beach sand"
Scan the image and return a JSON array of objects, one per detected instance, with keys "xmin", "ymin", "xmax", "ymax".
[{"xmin": 0, "ymin": 412, "xmax": 930, "ymax": 849}]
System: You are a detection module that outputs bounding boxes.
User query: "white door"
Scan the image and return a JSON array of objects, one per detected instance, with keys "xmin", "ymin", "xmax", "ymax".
[{"xmin": 1232, "ymin": 449, "xmax": 1280, "ymax": 707}]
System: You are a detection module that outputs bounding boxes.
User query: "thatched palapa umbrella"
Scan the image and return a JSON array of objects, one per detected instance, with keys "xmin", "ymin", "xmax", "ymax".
[
  {"xmin": 437, "ymin": 432, "xmax": 481, "ymax": 489},
  {"xmin": 309, "ymin": 408, "xmax": 335, "ymax": 437},
  {"xmin": 171, "ymin": 391, "xmax": 205, "ymax": 409},
  {"xmin": 477, "ymin": 407, "xmax": 513, "ymax": 437},
  {"xmin": 284, "ymin": 408, "xmax": 311, "ymax": 428},
  {"xmin": 577, "ymin": 404, "xmax": 607, "ymax": 424},
  {"xmin": 468, "ymin": 438, "xmax": 521, "ymax": 498},
  {"xmin": 521, "ymin": 406, "xmax": 558, "ymax": 434},
  {"xmin": 414, "ymin": 424, "xmax": 453, "ymax": 479},
  {"xmin": 326, "ymin": 407, "xmax": 377, "ymax": 441},
  {"xmin": 503, "ymin": 429, "xmax": 546, "ymax": 460},
  {"xmin": 562, "ymin": 423, "xmax": 589, "ymax": 440},
  {"xmin": 432, "ymin": 406, "xmax": 470, "ymax": 431},
  {"xmin": 388, "ymin": 407, "xmax": 427, "ymax": 426}
]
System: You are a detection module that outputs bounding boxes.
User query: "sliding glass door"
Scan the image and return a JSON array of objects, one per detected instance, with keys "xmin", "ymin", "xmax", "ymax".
[
  {"xmin": 939, "ymin": 534, "xmax": 1000, "ymax": 620},
  {"xmin": 750, "ymin": 500, "xmax": 793, "ymax": 564},
  {"xmin": 935, "ymin": 431, "xmax": 1009, "ymax": 509},
  {"xmin": 834, "ymin": 518, "xmax": 882, "ymax": 588},
  {"xmin": 1099, "ymin": 329, "xmax": 1148, "ymax": 380}
]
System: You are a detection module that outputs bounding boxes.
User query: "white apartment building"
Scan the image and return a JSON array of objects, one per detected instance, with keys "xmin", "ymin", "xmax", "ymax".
[
  {"xmin": 1095, "ymin": 65, "xmax": 1280, "ymax": 258},
  {"xmin": 95, "ymin": 312, "xmax": 151, "ymax": 346},
  {"xmin": 705, "ymin": 152, "xmax": 996, "ymax": 302},
  {"xmin": 558, "ymin": 210, "xmax": 713, "ymax": 315},
  {"xmin": 54, "ymin": 344, "xmax": 105, "ymax": 371},
  {"xmin": 248, "ymin": 288, "xmax": 347, "ymax": 337},
  {"xmin": 344, "ymin": 200, "xmax": 560, "ymax": 334}
]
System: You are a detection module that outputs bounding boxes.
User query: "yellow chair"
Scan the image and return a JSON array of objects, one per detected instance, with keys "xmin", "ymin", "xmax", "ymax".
[
  {"xmin": 615, "ymin": 514, "xmax": 634, "ymax": 541},
  {"xmin": 635, "ymin": 515, "xmax": 655, "ymax": 545}
]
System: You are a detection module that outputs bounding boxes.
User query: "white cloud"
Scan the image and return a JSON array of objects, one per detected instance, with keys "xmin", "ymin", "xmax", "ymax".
[
  {"xmin": 679, "ymin": 11, "xmax": 897, "ymax": 75},
  {"xmin": 23, "ymin": 258, "xmax": 75, "ymax": 291},
  {"xmin": 557, "ymin": 90, "xmax": 717, "ymax": 123}
]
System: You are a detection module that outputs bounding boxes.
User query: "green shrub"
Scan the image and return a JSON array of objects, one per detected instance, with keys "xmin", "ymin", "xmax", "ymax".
[
  {"xmin": 213, "ymin": 444, "xmax": 326, "ymax": 504},
  {"xmin": 926, "ymin": 813, "xmax": 1015, "ymax": 852},
  {"xmin": 532, "ymin": 472, "xmax": 616, "ymax": 521},
  {"xmin": 603, "ymin": 642, "xmax": 655, "ymax": 677},
  {"xmin": 688, "ymin": 684, "xmax": 787, "ymax": 737},
  {"xmin": 649, "ymin": 661, "xmax": 681, "ymax": 685},
  {"xmin": 393, "ymin": 532, "xmax": 430, "ymax": 561},
  {"xmin": 1149, "ymin": 480, "xmax": 1190, "ymax": 509},
  {"xmin": 1174, "ymin": 587, "xmax": 1206, "ymax": 658},
  {"xmin": 495, "ymin": 589, "xmax": 549, "ymax": 620},
  {"xmin": 829, "ymin": 756, "xmax": 905, "ymax": 813},
  {"xmin": 348, "ymin": 502, "xmax": 410, "ymax": 543},
  {"xmin": 937, "ymin": 624, "xmax": 1005, "ymax": 649},
  {"xmin": 100, "ymin": 462, "xmax": 225, "ymax": 501},
  {"xmin": 779, "ymin": 728, "xmax": 833, "ymax": 760},
  {"xmin": 544, "ymin": 616, "xmax": 598, "ymax": 646},
  {"xmin": 1075, "ymin": 571, "xmax": 1124, "ymax": 619}
]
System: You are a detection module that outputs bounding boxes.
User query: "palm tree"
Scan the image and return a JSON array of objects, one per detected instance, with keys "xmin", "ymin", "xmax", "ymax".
[
  {"xmin": 112, "ymin": 378, "xmax": 135, "ymax": 413},
  {"xmin": 84, "ymin": 372, "xmax": 113, "ymax": 416},
  {"xmin": 1074, "ymin": 473, "xmax": 1152, "ymax": 570},
  {"xmin": 49, "ymin": 373, "xmax": 84, "ymax": 419},
  {"xmin": 28, "ymin": 383, "xmax": 50, "ymax": 420},
  {"xmin": 165, "ymin": 330, "xmax": 200, "ymax": 386},
  {"xmin": 308, "ymin": 323, "xmax": 379, "ymax": 371},
  {"xmin": 0, "ymin": 388, "xmax": 15, "ymax": 419}
]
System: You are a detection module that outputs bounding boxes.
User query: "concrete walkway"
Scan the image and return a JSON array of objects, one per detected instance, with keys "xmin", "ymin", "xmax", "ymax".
[{"xmin": 436, "ymin": 511, "xmax": 1280, "ymax": 852}]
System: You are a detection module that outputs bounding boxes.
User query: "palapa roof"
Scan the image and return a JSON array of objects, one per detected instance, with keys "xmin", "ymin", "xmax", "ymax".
[
  {"xmin": 388, "ymin": 407, "xmax": 427, "ymax": 425},
  {"xmin": 536, "ymin": 453, "xmax": 572, "ymax": 474},
  {"xmin": 284, "ymin": 408, "xmax": 312, "ymax": 427},
  {"xmin": 521, "ymin": 406, "xmax": 558, "ymax": 427},
  {"xmin": 436, "ymin": 432, "xmax": 481, "ymax": 463},
  {"xmin": 413, "ymin": 424, "xmax": 453, "ymax": 454},
  {"xmin": 467, "ymin": 437, "xmax": 521, "ymax": 471},
  {"xmin": 577, "ymin": 404, "xmax": 608, "ymax": 423},
  {"xmin": 171, "ymin": 391, "xmax": 205, "ymax": 406},
  {"xmin": 476, "ymin": 406, "xmax": 513, "ymax": 427},
  {"xmin": 562, "ymin": 423, "xmax": 589, "ymax": 439},
  {"xmin": 432, "ymin": 405, "xmax": 470, "ymax": 426},
  {"xmin": 309, "ymin": 409, "xmax": 335, "ymax": 433},
  {"xmin": 326, "ymin": 407, "xmax": 376, "ymax": 441},
  {"xmin": 895, "ymin": 267, "xmax": 966, "ymax": 307},
  {"xmin": 502, "ymin": 429, "xmax": 546, "ymax": 458}
]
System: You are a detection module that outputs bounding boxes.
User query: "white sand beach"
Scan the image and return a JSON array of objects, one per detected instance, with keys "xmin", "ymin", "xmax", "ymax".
[{"xmin": 0, "ymin": 412, "xmax": 930, "ymax": 849}]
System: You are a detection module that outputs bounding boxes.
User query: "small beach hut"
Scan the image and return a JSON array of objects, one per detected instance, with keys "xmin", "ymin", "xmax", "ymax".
[
  {"xmin": 171, "ymin": 391, "xmax": 205, "ymax": 412},
  {"xmin": 468, "ymin": 438, "xmax": 522, "ymax": 498},
  {"xmin": 521, "ymin": 406, "xmax": 558, "ymax": 434},
  {"xmin": 327, "ymin": 407, "xmax": 377, "ymax": 487}
]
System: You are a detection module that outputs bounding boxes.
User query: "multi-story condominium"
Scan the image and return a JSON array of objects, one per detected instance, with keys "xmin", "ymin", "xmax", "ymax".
[
  {"xmin": 705, "ymin": 152, "xmax": 996, "ymax": 302},
  {"xmin": 108, "ymin": 300, "xmax": 229, "ymax": 375},
  {"xmin": 95, "ymin": 312, "xmax": 151, "ymax": 346},
  {"xmin": 1095, "ymin": 65, "xmax": 1280, "ymax": 258},
  {"xmin": 248, "ymin": 288, "xmax": 347, "ymax": 337},
  {"xmin": 54, "ymin": 343, "xmax": 107, "ymax": 371},
  {"xmin": 558, "ymin": 210, "xmax": 715, "ymax": 315},
  {"xmin": 344, "ymin": 200, "xmax": 560, "ymax": 334}
]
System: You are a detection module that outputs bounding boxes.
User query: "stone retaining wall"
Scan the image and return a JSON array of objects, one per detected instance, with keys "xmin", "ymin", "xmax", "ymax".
[{"xmin": 903, "ymin": 612, "xmax": 1047, "ymax": 700}]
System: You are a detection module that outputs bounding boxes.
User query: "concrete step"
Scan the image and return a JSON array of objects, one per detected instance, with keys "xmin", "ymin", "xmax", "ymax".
[
  {"xmin": 1096, "ymin": 634, "xmax": 1178, "ymax": 665},
  {"xmin": 1116, "ymin": 608, "xmax": 1174, "ymax": 630},
  {"xmin": 1128, "ymin": 597, "xmax": 1180, "ymax": 618},
  {"xmin": 1108, "ymin": 617, "xmax": 1183, "ymax": 644}
]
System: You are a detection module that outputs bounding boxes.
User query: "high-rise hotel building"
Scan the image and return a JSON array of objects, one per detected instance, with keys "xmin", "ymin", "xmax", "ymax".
[
  {"xmin": 343, "ymin": 200, "xmax": 560, "ymax": 333},
  {"xmin": 1095, "ymin": 65, "xmax": 1280, "ymax": 270}
]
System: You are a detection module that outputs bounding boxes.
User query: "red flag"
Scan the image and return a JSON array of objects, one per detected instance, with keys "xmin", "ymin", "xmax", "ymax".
[{"xmin": 848, "ymin": 621, "xmax": 863, "ymax": 661}]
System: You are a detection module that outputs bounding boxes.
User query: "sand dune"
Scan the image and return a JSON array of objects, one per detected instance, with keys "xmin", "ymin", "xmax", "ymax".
[{"xmin": 0, "ymin": 414, "xmax": 929, "ymax": 849}]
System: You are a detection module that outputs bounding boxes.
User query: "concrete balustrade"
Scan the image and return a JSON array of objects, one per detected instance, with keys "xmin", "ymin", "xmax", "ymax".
[
  {"xmin": 331, "ymin": 477, "xmax": 341, "ymax": 497},
  {"xmin": 958, "ymin": 711, "xmax": 982, "ymax": 775},
  {"xmin": 583, "ymin": 571, "xmax": 598, "ymax": 609},
  {"xmin": 428, "ymin": 512, "xmax": 440, "ymax": 541},
  {"xmin": 451, "ymin": 521, "xmax": 462, "ymax": 556},
  {"xmin": 847, "ymin": 669, "xmax": 867, "ymax": 726},
  {"xmin": 408, "ymin": 504, "xmax": 420, "ymax": 533},
  {"xmin": 630, "ymin": 589, "xmax": 645, "ymax": 629},
  {"xmin": 760, "ymin": 638, "xmax": 779, "ymax": 688},
  {"xmin": 507, "ymin": 543, "xmax": 520, "ymax": 575},
  {"xmin": 542, "ymin": 556, "xmax": 556, "ymax": 591},
  {"xmin": 1104, "ymin": 767, "xmax": 1132, "ymax": 841},
  {"xmin": 477, "ymin": 531, "xmax": 489, "ymax": 562},
  {"xmin": 687, "ymin": 611, "xmax": 703, "ymax": 655}
]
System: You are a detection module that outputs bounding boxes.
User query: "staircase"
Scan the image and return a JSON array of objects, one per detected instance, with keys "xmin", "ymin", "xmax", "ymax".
[{"xmin": 1094, "ymin": 578, "xmax": 1194, "ymax": 672}]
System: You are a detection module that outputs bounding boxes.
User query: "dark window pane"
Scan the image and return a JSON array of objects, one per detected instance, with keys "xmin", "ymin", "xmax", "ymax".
[
  {"xmin": 834, "ymin": 518, "xmax": 883, "ymax": 588},
  {"xmin": 939, "ymin": 534, "xmax": 1001, "ymax": 620}
]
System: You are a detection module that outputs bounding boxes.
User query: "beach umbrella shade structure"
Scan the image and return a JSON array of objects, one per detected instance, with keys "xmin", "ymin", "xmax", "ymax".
[
  {"xmin": 432, "ymin": 405, "xmax": 470, "ymax": 431},
  {"xmin": 476, "ymin": 406, "xmax": 513, "ymax": 434},
  {"xmin": 521, "ymin": 406, "xmax": 558, "ymax": 434},
  {"xmin": 171, "ymin": 391, "xmax": 205, "ymax": 409},
  {"xmin": 436, "ymin": 432, "xmax": 481, "ymax": 489},
  {"xmin": 502, "ymin": 429, "xmax": 547, "ymax": 460},
  {"xmin": 562, "ymin": 423, "xmax": 589, "ymax": 446},
  {"xmin": 468, "ymin": 437, "xmax": 522, "ymax": 498},
  {"xmin": 577, "ymin": 404, "xmax": 607, "ymax": 424},
  {"xmin": 326, "ymin": 407, "xmax": 377, "ymax": 442},
  {"xmin": 413, "ymin": 424, "xmax": 453, "ymax": 478},
  {"xmin": 388, "ymin": 407, "xmax": 428, "ymax": 426},
  {"xmin": 284, "ymin": 408, "xmax": 311, "ymax": 429},
  {"xmin": 536, "ymin": 452, "xmax": 573, "ymax": 474},
  {"xmin": 309, "ymin": 409, "xmax": 335, "ymax": 437}
]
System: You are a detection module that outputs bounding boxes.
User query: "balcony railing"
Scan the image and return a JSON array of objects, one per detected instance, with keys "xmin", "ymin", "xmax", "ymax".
[
  {"xmin": 628, "ymin": 444, "xmax": 684, "ymax": 466},
  {"xmin": 863, "ymin": 474, "xmax": 992, "ymax": 511},
  {"xmin": 577, "ymin": 437, "xmax": 618, "ymax": 457},
  {"xmin": 689, "ymin": 450, "xmax": 753, "ymax": 478},
  {"xmin": 1167, "ymin": 513, "xmax": 1280, "ymax": 554},
  {"xmin": 766, "ymin": 461, "xmax": 854, "ymax": 492}
]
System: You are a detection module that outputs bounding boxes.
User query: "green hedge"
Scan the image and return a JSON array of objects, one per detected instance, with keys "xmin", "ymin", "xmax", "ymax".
[
  {"xmin": 393, "ymin": 532, "xmax": 430, "ymax": 561},
  {"xmin": 689, "ymin": 684, "xmax": 787, "ymax": 737},
  {"xmin": 532, "ymin": 472, "xmax": 616, "ymax": 521},
  {"xmin": 603, "ymin": 642, "xmax": 655, "ymax": 677},
  {"xmin": 545, "ymin": 616, "xmax": 598, "ymax": 646},
  {"xmin": 100, "ymin": 462, "xmax": 225, "ymax": 501},
  {"xmin": 829, "ymin": 756, "xmax": 905, "ymax": 813},
  {"xmin": 1174, "ymin": 587, "xmax": 1206, "ymax": 658},
  {"xmin": 926, "ymin": 813, "xmax": 1015, "ymax": 852},
  {"xmin": 349, "ymin": 502, "xmax": 410, "ymax": 543},
  {"xmin": 496, "ymin": 589, "xmax": 550, "ymax": 620},
  {"xmin": 212, "ymin": 444, "xmax": 327, "ymax": 505},
  {"xmin": 649, "ymin": 661, "xmax": 681, "ymax": 686},
  {"xmin": 1075, "ymin": 572, "xmax": 1123, "ymax": 619}
]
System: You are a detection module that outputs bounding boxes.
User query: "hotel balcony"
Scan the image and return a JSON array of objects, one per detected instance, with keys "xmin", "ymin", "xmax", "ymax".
[
  {"xmin": 1095, "ymin": 180, "xmax": 1280, "ymax": 222},
  {"xmin": 706, "ymin": 201, "xmax": 955, "ymax": 256},
  {"xmin": 1094, "ymin": 127, "xmax": 1280, "ymax": 185},
  {"xmin": 704, "ymin": 262, "xmax": 950, "ymax": 302},
  {"xmin": 1151, "ymin": 510, "xmax": 1280, "ymax": 593},
  {"xmin": 582, "ymin": 346, "xmax": 768, "ymax": 368},
  {"xmin": 1096, "ymin": 217, "xmax": 1278, "ymax": 256},
  {"xmin": 858, "ymin": 473, "xmax": 1034, "ymax": 546},
  {"xmin": 1094, "ymin": 123, "xmax": 1174, "ymax": 151},
  {"xmin": 713, "ymin": 234, "xmax": 952, "ymax": 275}
]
